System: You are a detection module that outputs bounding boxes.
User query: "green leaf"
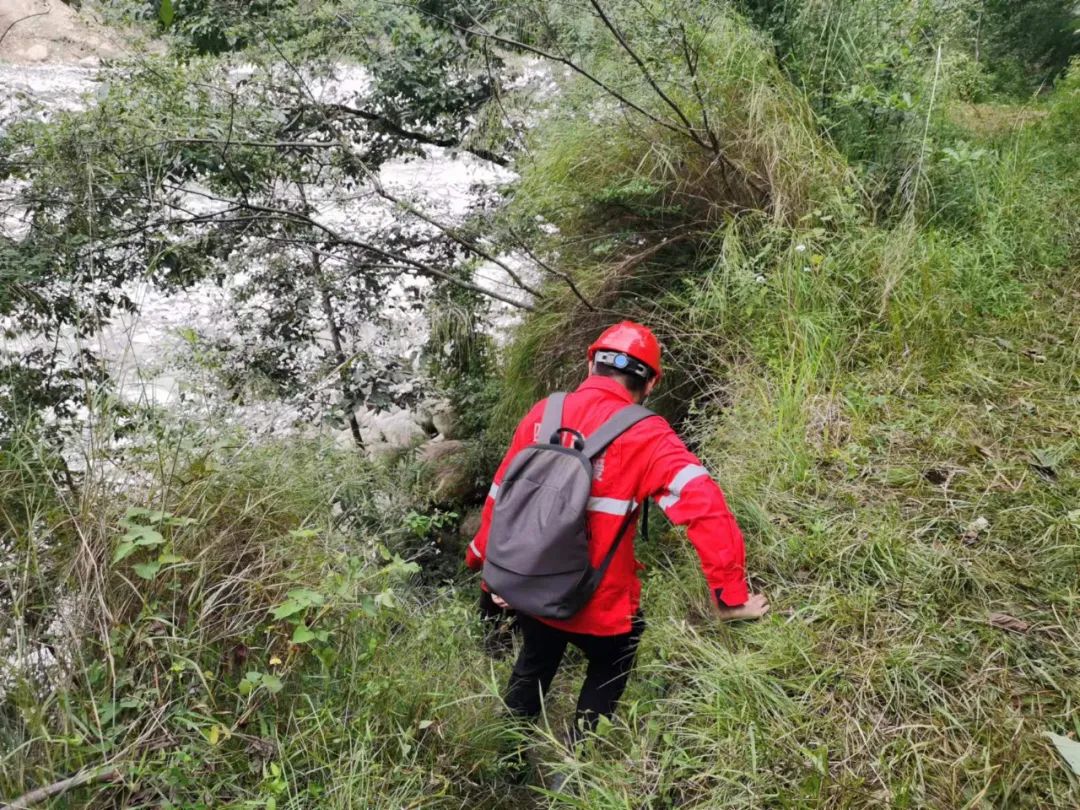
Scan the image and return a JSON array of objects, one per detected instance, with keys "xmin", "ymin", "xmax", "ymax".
[
  {"xmin": 133, "ymin": 560, "xmax": 162, "ymax": 580},
  {"xmin": 291, "ymin": 623, "xmax": 316, "ymax": 644},
  {"xmin": 1044, "ymin": 732, "xmax": 1080, "ymax": 776},
  {"xmin": 113, "ymin": 541, "xmax": 137, "ymax": 563},
  {"xmin": 158, "ymin": 552, "xmax": 184, "ymax": 565},
  {"xmin": 260, "ymin": 674, "xmax": 283, "ymax": 694},
  {"xmin": 114, "ymin": 524, "xmax": 165, "ymax": 563},
  {"xmin": 127, "ymin": 524, "xmax": 165, "ymax": 546},
  {"xmin": 270, "ymin": 588, "xmax": 325, "ymax": 619},
  {"xmin": 122, "ymin": 509, "xmax": 171, "ymax": 526},
  {"xmin": 270, "ymin": 600, "xmax": 305, "ymax": 620},
  {"xmin": 286, "ymin": 588, "xmax": 326, "ymax": 607},
  {"xmin": 594, "ymin": 714, "xmax": 614, "ymax": 737},
  {"xmin": 159, "ymin": 0, "xmax": 174, "ymax": 27}
]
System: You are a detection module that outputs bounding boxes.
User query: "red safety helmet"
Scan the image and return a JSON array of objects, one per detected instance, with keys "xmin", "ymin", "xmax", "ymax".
[{"xmin": 587, "ymin": 321, "xmax": 662, "ymax": 380}]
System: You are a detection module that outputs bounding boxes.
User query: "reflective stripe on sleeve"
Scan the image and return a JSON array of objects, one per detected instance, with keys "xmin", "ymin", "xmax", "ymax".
[
  {"xmin": 488, "ymin": 482, "xmax": 500, "ymax": 500},
  {"xmin": 657, "ymin": 464, "xmax": 710, "ymax": 511},
  {"xmin": 469, "ymin": 540, "xmax": 481, "ymax": 557},
  {"xmin": 587, "ymin": 496, "xmax": 638, "ymax": 516}
]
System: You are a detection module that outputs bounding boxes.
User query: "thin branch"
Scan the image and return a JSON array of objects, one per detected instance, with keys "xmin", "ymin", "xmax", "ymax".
[
  {"xmin": 418, "ymin": 4, "xmax": 770, "ymax": 202},
  {"xmin": 319, "ymin": 101, "xmax": 510, "ymax": 166},
  {"xmin": 160, "ymin": 101, "xmax": 509, "ymax": 166},
  {"xmin": 506, "ymin": 225, "xmax": 597, "ymax": 312},
  {"xmin": 417, "ymin": 9, "xmax": 702, "ymax": 147},
  {"xmin": 607, "ymin": 232, "xmax": 693, "ymax": 277},
  {"xmin": 1, "ymin": 766, "xmax": 123, "ymax": 810},
  {"xmin": 189, "ymin": 189, "xmax": 536, "ymax": 310},
  {"xmin": 678, "ymin": 23, "xmax": 720, "ymax": 153},
  {"xmin": 369, "ymin": 180, "xmax": 544, "ymax": 300},
  {"xmin": 587, "ymin": 0, "xmax": 704, "ymax": 143},
  {"xmin": 159, "ymin": 137, "xmax": 340, "ymax": 151},
  {"xmin": 0, "ymin": 5, "xmax": 51, "ymax": 51}
]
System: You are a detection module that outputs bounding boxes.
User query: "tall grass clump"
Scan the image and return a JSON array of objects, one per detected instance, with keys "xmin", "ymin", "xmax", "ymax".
[
  {"xmin": 0, "ymin": 425, "xmax": 534, "ymax": 808},
  {"xmin": 493, "ymin": 2, "xmax": 854, "ymax": 431},
  {"xmin": 479, "ymin": 7, "xmax": 1079, "ymax": 808}
]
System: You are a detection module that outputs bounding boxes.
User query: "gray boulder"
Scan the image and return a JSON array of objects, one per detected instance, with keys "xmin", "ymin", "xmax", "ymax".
[{"xmin": 417, "ymin": 439, "xmax": 474, "ymax": 502}]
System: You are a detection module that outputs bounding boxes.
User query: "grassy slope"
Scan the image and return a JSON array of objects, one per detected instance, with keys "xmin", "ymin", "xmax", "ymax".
[
  {"xmin": 466, "ymin": 28, "xmax": 1080, "ymax": 806},
  {"xmin": 3, "ymin": 256, "xmax": 1069, "ymax": 808},
  {"xmin": 2, "ymin": 21, "xmax": 1079, "ymax": 810}
]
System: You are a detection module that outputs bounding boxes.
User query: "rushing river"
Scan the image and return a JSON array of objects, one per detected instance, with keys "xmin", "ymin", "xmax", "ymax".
[{"xmin": 1, "ymin": 60, "xmax": 537, "ymax": 454}]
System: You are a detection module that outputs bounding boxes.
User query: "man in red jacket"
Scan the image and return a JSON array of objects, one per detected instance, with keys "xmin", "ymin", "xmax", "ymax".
[{"xmin": 465, "ymin": 321, "xmax": 769, "ymax": 736}]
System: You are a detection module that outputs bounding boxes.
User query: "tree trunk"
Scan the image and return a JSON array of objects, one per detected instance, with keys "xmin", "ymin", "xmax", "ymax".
[{"xmin": 314, "ymin": 252, "xmax": 364, "ymax": 448}]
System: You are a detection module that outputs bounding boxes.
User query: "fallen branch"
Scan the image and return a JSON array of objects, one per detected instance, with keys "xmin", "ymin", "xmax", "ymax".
[{"xmin": 1, "ymin": 766, "xmax": 123, "ymax": 810}]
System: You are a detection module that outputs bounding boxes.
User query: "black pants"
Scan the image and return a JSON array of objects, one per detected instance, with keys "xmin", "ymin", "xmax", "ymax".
[{"xmin": 504, "ymin": 612, "xmax": 645, "ymax": 736}]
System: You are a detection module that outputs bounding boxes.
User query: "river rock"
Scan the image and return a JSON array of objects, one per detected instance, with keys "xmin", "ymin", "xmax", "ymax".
[
  {"xmin": 24, "ymin": 44, "xmax": 50, "ymax": 62},
  {"xmin": 417, "ymin": 439, "xmax": 474, "ymax": 502},
  {"xmin": 351, "ymin": 408, "xmax": 429, "ymax": 458},
  {"xmin": 414, "ymin": 404, "xmax": 438, "ymax": 436},
  {"xmin": 459, "ymin": 507, "xmax": 483, "ymax": 541},
  {"xmin": 379, "ymin": 410, "xmax": 427, "ymax": 449},
  {"xmin": 430, "ymin": 399, "xmax": 461, "ymax": 440}
]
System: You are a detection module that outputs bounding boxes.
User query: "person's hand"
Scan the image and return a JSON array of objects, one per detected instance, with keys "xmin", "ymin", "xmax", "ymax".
[
  {"xmin": 714, "ymin": 592, "xmax": 770, "ymax": 622},
  {"xmin": 491, "ymin": 593, "xmax": 510, "ymax": 609}
]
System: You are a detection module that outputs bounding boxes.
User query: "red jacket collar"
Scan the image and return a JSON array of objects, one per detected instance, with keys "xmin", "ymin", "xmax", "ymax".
[{"xmin": 575, "ymin": 374, "xmax": 636, "ymax": 403}]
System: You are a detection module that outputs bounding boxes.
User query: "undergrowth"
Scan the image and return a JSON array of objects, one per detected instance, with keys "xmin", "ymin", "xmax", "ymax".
[{"xmin": 1, "ymin": 6, "xmax": 1078, "ymax": 809}]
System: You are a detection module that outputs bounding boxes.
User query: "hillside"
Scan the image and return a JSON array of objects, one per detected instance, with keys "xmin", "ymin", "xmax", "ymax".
[
  {"xmin": 0, "ymin": 0, "xmax": 125, "ymax": 64},
  {"xmin": 1, "ymin": 1, "xmax": 1077, "ymax": 808}
]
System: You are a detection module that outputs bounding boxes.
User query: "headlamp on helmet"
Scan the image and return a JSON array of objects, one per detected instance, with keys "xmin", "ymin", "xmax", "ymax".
[
  {"xmin": 593, "ymin": 349, "xmax": 653, "ymax": 380},
  {"xmin": 587, "ymin": 321, "xmax": 663, "ymax": 380}
]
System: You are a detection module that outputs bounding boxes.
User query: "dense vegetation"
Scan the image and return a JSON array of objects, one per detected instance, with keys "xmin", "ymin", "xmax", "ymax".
[{"xmin": 2, "ymin": 1, "xmax": 1078, "ymax": 807}]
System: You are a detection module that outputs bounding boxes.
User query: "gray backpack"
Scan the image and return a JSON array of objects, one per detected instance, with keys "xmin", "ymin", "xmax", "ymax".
[{"xmin": 481, "ymin": 392, "xmax": 656, "ymax": 619}]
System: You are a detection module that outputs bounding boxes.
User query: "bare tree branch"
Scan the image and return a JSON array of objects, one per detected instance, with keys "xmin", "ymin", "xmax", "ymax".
[
  {"xmin": 318, "ymin": 101, "xmax": 510, "ymax": 166},
  {"xmin": 369, "ymin": 180, "xmax": 545, "ymax": 300},
  {"xmin": 505, "ymin": 225, "xmax": 597, "ymax": 312},
  {"xmin": 0, "ymin": 5, "xmax": 51, "ymax": 51},
  {"xmin": 1, "ymin": 766, "xmax": 122, "ymax": 810},
  {"xmin": 678, "ymin": 23, "xmax": 721, "ymax": 153},
  {"xmin": 586, "ymin": 0, "xmax": 706, "ymax": 144},
  {"xmin": 416, "ymin": 8, "xmax": 704, "ymax": 147}
]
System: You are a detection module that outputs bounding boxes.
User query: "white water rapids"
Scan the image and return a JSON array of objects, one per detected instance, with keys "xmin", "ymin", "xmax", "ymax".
[
  {"xmin": 0, "ymin": 55, "xmax": 554, "ymax": 699},
  {"xmin": 0, "ymin": 60, "xmax": 547, "ymax": 456}
]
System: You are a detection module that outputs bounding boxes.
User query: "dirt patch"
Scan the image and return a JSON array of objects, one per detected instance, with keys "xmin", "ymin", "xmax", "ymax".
[
  {"xmin": 0, "ymin": 0, "xmax": 125, "ymax": 64},
  {"xmin": 948, "ymin": 102, "xmax": 1048, "ymax": 137}
]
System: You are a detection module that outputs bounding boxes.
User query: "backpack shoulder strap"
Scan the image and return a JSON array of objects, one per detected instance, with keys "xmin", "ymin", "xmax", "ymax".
[
  {"xmin": 581, "ymin": 404, "xmax": 657, "ymax": 459},
  {"xmin": 537, "ymin": 392, "xmax": 567, "ymax": 445}
]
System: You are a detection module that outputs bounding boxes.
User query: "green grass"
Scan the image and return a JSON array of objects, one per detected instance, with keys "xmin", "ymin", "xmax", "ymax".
[
  {"xmin": 2, "ymin": 317, "xmax": 1078, "ymax": 809},
  {"xmin": 1, "ymin": 257, "xmax": 1075, "ymax": 806},
  {"xmin": 2, "ymin": 13, "xmax": 1079, "ymax": 810}
]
